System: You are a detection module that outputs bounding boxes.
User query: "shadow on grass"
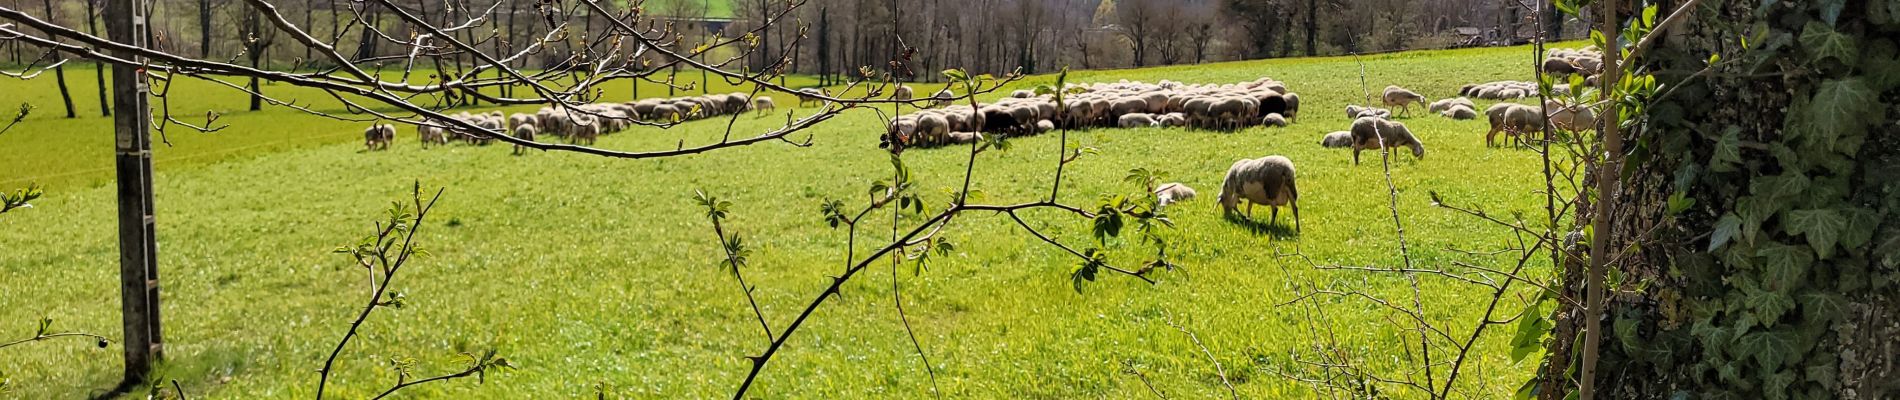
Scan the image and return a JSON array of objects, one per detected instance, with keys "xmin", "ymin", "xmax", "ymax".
[{"xmin": 1223, "ymin": 212, "xmax": 1299, "ymax": 239}]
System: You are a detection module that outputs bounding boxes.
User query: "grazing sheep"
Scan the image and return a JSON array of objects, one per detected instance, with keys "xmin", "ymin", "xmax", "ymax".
[
  {"xmin": 724, "ymin": 92, "xmax": 752, "ymax": 113},
  {"xmin": 1155, "ymin": 182, "xmax": 1197, "ymax": 206},
  {"xmin": 1346, "ymin": 105, "xmax": 1392, "ymax": 119},
  {"xmin": 1543, "ymin": 58, "xmax": 1580, "ymax": 76},
  {"xmin": 1282, "ymin": 93, "xmax": 1301, "ymax": 122},
  {"xmin": 569, "ymin": 121, "xmax": 600, "ymax": 145},
  {"xmin": 1321, "ymin": 131, "xmax": 1353, "ymax": 148},
  {"xmin": 1486, "ymin": 103, "xmax": 1544, "ymax": 147},
  {"xmin": 753, "ymin": 96, "xmax": 776, "ymax": 115},
  {"xmin": 1219, "ymin": 155, "xmax": 1301, "ymax": 232},
  {"xmin": 893, "ymin": 85, "xmax": 915, "ymax": 101},
  {"xmin": 1261, "ymin": 113, "xmax": 1290, "ymax": 128},
  {"xmin": 797, "ymin": 88, "xmax": 825, "ymax": 107},
  {"xmin": 1428, "ymin": 97, "xmax": 1477, "ymax": 114},
  {"xmin": 1442, "ymin": 105, "xmax": 1479, "ymax": 120},
  {"xmin": 511, "ymin": 124, "xmax": 538, "ymax": 155},
  {"xmin": 915, "ymin": 114, "xmax": 952, "ymax": 145},
  {"xmin": 364, "ymin": 124, "xmax": 396, "ymax": 151},
  {"xmin": 1010, "ymin": 89, "xmax": 1035, "ymax": 98},
  {"xmin": 418, "ymin": 125, "xmax": 447, "ymax": 148},
  {"xmin": 1382, "ymin": 85, "xmax": 1427, "ymax": 117},
  {"xmin": 931, "ymin": 89, "xmax": 956, "ymax": 108},
  {"xmin": 1349, "ymin": 117, "xmax": 1426, "ymax": 164},
  {"xmin": 1118, "ymin": 113, "xmax": 1158, "ymax": 128},
  {"xmin": 1544, "ymin": 99, "xmax": 1598, "ymax": 132},
  {"xmin": 1156, "ymin": 112, "xmax": 1188, "ymax": 128},
  {"xmin": 1035, "ymin": 119, "xmax": 1056, "ymax": 133},
  {"xmin": 946, "ymin": 131, "xmax": 983, "ymax": 145}
]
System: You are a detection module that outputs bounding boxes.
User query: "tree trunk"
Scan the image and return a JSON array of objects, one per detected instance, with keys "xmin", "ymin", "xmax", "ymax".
[
  {"xmin": 199, "ymin": 0, "xmax": 213, "ymax": 58},
  {"xmin": 42, "ymin": 0, "xmax": 76, "ymax": 118},
  {"xmin": 1304, "ymin": 0, "xmax": 1317, "ymax": 56},
  {"xmin": 86, "ymin": 0, "xmax": 110, "ymax": 116}
]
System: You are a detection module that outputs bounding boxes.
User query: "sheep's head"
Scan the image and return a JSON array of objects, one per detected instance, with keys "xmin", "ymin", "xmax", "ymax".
[{"xmin": 1410, "ymin": 143, "xmax": 1427, "ymax": 159}]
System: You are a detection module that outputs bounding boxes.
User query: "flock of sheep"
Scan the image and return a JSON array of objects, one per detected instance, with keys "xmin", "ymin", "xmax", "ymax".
[
  {"xmin": 883, "ymin": 77, "xmax": 1302, "ymax": 150},
  {"xmin": 357, "ymin": 52, "xmax": 1605, "ymax": 234},
  {"xmin": 364, "ymin": 92, "xmax": 775, "ymax": 153}
]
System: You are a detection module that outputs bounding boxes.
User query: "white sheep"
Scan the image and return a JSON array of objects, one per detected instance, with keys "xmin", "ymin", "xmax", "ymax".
[
  {"xmin": 931, "ymin": 89, "xmax": 956, "ymax": 108},
  {"xmin": 511, "ymin": 124, "xmax": 538, "ymax": 155},
  {"xmin": 1442, "ymin": 105, "xmax": 1478, "ymax": 120},
  {"xmin": 1346, "ymin": 105, "xmax": 1394, "ymax": 120},
  {"xmin": 893, "ymin": 85, "xmax": 915, "ymax": 101},
  {"xmin": 1118, "ymin": 113, "xmax": 1158, "ymax": 128},
  {"xmin": 1382, "ymin": 85, "xmax": 1427, "ymax": 117},
  {"xmin": 1486, "ymin": 103, "xmax": 1543, "ymax": 147},
  {"xmin": 418, "ymin": 124, "xmax": 447, "ymax": 148},
  {"xmin": 1350, "ymin": 117, "xmax": 1426, "ymax": 164},
  {"xmin": 1156, "ymin": 112, "xmax": 1188, "ymax": 128},
  {"xmin": 753, "ymin": 96, "xmax": 776, "ymax": 115},
  {"xmin": 1035, "ymin": 119, "xmax": 1056, "ymax": 133},
  {"xmin": 1219, "ymin": 155, "xmax": 1300, "ymax": 232},
  {"xmin": 1427, "ymin": 97, "xmax": 1477, "ymax": 114},
  {"xmin": 1282, "ymin": 93, "xmax": 1301, "ymax": 122},
  {"xmin": 1010, "ymin": 89, "xmax": 1035, "ymax": 98},
  {"xmin": 1261, "ymin": 113, "xmax": 1289, "ymax": 128},
  {"xmin": 797, "ymin": 88, "xmax": 825, "ymax": 107},
  {"xmin": 1544, "ymin": 99, "xmax": 1597, "ymax": 132},
  {"xmin": 1320, "ymin": 131, "xmax": 1353, "ymax": 148},
  {"xmin": 1155, "ymin": 182, "xmax": 1196, "ymax": 206}
]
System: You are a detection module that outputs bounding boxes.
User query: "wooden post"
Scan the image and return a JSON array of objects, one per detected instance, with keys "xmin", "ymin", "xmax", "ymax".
[{"xmin": 104, "ymin": 0, "xmax": 163, "ymax": 383}]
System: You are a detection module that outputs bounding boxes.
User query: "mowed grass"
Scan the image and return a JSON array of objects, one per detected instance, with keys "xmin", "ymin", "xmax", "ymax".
[{"xmin": 0, "ymin": 43, "xmax": 1566, "ymax": 398}]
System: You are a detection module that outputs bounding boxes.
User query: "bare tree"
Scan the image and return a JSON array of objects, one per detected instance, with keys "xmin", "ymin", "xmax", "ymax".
[{"xmin": 1114, "ymin": 0, "xmax": 1162, "ymax": 67}]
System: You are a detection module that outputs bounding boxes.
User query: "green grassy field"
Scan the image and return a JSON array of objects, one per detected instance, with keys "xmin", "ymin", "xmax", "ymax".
[{"xmin": 1, "ymin": 44, "xmax": 1561, "ymax": 398}]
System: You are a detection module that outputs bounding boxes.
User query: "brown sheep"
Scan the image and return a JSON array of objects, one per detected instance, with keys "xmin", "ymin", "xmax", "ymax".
[
  {"xmin": 1382, "ymin": 85, "xmax": 1427, "ymax": 117},
  {"xmin": 1350, "ymin": 117, "xmax": 1426, "ymax": 164}
]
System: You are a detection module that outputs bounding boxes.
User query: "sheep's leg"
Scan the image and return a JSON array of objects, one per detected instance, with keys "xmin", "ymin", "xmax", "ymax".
[
  {"xmin": 1353, "ymin": 148, "xmax": 1363, "ymax": 165},
  {"xmin": 1293, "ymin": 201, "xmax": 1302, "ymax": 233},
  {"xmin": 1246, "ymin": 203, "xmax": 1255, "ymax": 219},
  {"xmin": 1271, "ymin": 206, "xmax": 1280, "ymax": 226}
]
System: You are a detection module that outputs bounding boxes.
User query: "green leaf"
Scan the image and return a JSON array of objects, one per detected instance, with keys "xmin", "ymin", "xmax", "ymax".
[
  {"xmin": 1784, "ymin": 208, "xmax": 1847, "ymax": 259},
  {"xmin": 1666, "ymin": 192, "xmax": 1697, "ymax": 215},
  {"xmin": 1863, "ymin": 38, "xmax": 1900, "ymax": 92},
  {"xmin": 1800, "ymin": 78, "xmax": 1882, "ymax": 151},
  {"xmin": 1735, "ymin": 329, "xmax": 1797, "ymax": 370},
  {"xmin": 1839, "ymin": 207, "xmax": 1879, "ymax": 250},
  {"xmin": 1756, "ymin": 242, "xmax": 1814, "ymax": 291},
  {"xmin": 1710, "ymin": 127, "xmax": 1742, "ymax": 172},
  {"xmin": 1710, "ymin": 214, "xmax": 1742, "ymax": 252},
  {"xmin": 1761, "ymin": 368, "xmax": 1796, "ymax": 400},
  {"xmin": 1798, "ymin": 21, "xmax": 1858, "ymax": 65},
  {"xmin": 1817, "ymin": 0, "xmax": 1848, "ymax": 26},
  {"xmin": 1798, "ymin": 291, "xmax": 1848, "ymax": 324}
]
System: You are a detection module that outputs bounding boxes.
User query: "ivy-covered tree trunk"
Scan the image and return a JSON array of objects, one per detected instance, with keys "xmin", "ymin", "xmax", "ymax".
[{"xmin": 1554, "ymin": 0, "xmax": 1900, "ymax": 398}]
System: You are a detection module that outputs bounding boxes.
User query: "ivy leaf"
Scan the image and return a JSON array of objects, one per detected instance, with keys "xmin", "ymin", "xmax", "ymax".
[
  {"xmin": 1785, "ymin": 208, "xmax": 1847, "ymax": 259},
  {"xmin": 1798, "ymin": 291, "xmax": 1848, "ymax": 325},
  {"xmin": 1710, "ymin": 127, "xmax": 1742, "ymax": 172},
  {"xmin": 1817, "ymin": 0, "xmax": 1848, "ymax": 26},
  {"xmin": 1802, "ymin": 78, "xmax": 1882, "ymax": 151},
  {"xmin": 1710, "ymin": 214, "xmax": 1741, "ymax": 252},
  {"xmin": 1742, "ymin": 277, "xmax": 1797, "ymax": 326},
  {"xmin": 1760, "ymin": 368, "xmax": 1796, "ymax": 400},
  {"xmin": 1838, "ymin": 207, "xmax": 1879, "ymax": 251},
  {"xmin": 1860, "ymin": 38, "xmax": 1900, "ymax": 91},
  {"xmin": 1798, "ymin": 21, "xmax": 1858, "ymax": 65},
  {"xmin": 1756, "ymin": 242, "xmax": 1814, "ymax": 291},
  {"xmin": 1734, "ymin": 329, "xmax": 1797, "ymax": 370}
]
